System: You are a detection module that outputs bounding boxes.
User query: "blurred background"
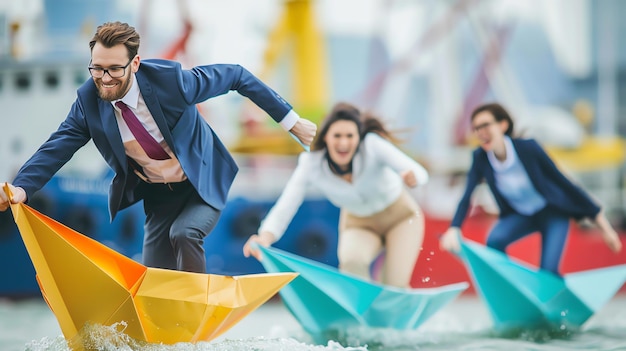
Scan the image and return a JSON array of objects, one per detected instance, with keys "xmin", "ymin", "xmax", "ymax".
[{"xmin": 1, "ymin": 0, "xmax": 625, "ymax": 298}]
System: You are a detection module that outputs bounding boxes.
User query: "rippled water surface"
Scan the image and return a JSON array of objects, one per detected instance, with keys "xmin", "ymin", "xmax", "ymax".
[{"xmin": 2, "ymin": 295, "xmax": 625, "ymax": 351}]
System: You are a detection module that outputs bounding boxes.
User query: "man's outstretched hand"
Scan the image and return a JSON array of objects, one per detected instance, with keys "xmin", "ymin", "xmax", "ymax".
[
  {"xmin": 290, "ymin": 118, "xmax": 317, "ymax": 148},
  {"xmin": 0, "ymin": 183, "xmax": 26, "ymax": 212}
]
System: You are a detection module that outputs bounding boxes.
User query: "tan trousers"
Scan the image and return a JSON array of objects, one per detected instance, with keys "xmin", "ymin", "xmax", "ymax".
[{"xmin": 337, "ymin": 190, "xmax": 424, "ymax": 288}]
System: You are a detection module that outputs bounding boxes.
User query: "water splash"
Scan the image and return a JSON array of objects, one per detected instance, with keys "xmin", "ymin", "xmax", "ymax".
[
  {"xmin": 13, "ymin": 296, "xmax": 626, "ymax": 351},
  {"xmin": 24, "ymin": 323, "xmax": 370, "ymax": 351}
]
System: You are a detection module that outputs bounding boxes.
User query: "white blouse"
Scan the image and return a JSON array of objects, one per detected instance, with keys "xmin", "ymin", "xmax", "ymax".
[{"xmin": 258, "ymin": 133, "xmax": 429, "ymax": 240}]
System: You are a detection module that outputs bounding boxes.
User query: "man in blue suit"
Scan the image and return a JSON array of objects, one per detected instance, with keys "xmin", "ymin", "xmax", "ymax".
[{"xmin": 0, "ymin": 21, "xmax": 317, "ymax": 273}]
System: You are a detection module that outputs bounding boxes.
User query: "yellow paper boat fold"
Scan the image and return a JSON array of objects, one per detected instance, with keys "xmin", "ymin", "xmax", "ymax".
[{"xmin": 4, "ymin": 184, "xmax": 296, "ymax": 345}]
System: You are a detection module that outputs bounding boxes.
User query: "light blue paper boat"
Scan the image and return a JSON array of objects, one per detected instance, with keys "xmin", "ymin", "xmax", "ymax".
[
  {"xmin": 256, "ymin": 245, "xmax": 469, "ymax": 335},
  {"xmin": 459, "ymin": 238, "xmax": 626, "ymax": 331}
]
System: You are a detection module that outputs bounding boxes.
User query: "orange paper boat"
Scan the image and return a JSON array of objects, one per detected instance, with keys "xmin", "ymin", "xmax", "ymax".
[{"xmin": 3, "ymin": 184, "xmax": 296, "ymax": 347}]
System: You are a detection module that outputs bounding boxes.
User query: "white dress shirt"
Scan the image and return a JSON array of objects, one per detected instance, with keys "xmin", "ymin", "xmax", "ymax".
[
  {"xmin": 487, "ymin": 136, "xmax": 546, "ymax": 215},
  {"xmin": 112, "ymin": 74, "xmax": 300, "ymax": 184}
]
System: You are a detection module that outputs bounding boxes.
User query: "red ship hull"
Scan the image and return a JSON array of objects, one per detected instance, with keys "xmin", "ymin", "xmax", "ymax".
[{"xmin": 410, "ymin": 211, "xmax": 626, "ymax": 294}]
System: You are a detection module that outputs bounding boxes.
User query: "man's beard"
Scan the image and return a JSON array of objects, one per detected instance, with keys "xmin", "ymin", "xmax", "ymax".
[{"xmin": 95, "ymin": 75, "xmax": 131, "ymax": 101}]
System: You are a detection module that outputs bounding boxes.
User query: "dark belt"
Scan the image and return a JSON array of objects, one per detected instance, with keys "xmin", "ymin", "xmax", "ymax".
[{"xmin": 144, "ymin": 179, "xmax": 191, "ymax": 192}]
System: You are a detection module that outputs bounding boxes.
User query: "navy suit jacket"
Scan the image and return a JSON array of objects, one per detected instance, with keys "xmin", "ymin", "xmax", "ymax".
[
  {"xmin": 450, "ymin": 138, "xmax": 601, "ymax": 228},
  {"xmin": 13, "ymin": 59, "xmax": 293, "ymax": 220}
]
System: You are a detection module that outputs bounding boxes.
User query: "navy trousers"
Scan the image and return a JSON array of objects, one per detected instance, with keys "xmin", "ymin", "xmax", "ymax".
[
  {"xmin": 140, "ymin": 180, "xmax": 221, "ymax": 273},
  {"xmin": 486, "ymin": 206, "xmax": 570, "ymax": 275}
]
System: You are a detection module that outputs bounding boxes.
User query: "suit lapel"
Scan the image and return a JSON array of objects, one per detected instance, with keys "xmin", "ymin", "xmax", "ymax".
[
  {"xmin": 512, "ymin": 140, "xmax": 540, "ymax": 189},
  {"xmin": 479, "ymin": 150, "xmax": 495, "ymax": 184},
  {"xmin": 136, "ymin": 72, "xmax": 176, "ymax": 153}
]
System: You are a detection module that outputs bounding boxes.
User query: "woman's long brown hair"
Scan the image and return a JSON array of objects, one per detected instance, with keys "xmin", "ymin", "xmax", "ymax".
[{"xmin": 311, "ymin": 102, "xmax": 398, "ymax": 151}]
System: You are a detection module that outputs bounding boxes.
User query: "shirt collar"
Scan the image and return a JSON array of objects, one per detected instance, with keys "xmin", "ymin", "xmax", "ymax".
[
  {"xmin": 487, "ymin": 135, "xmax": 516, "ymax": 170},
  {"xmin": 111, "ymin": 73, "xmax": 139, "ymax": 109}
]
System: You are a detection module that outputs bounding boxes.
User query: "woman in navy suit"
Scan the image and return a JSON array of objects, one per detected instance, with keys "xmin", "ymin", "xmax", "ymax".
[{"xmin": 439, "ymin": 103, "xmax": 622, "ymax": 275}]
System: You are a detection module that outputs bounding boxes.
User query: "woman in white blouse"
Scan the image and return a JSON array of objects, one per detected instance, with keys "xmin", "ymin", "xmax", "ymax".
[{"xmin": 243, "ymin": 102, "xmax": 429, "ymax": 288}]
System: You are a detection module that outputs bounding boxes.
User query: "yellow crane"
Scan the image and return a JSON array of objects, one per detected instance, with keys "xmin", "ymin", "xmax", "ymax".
[{"xmin": 232, "ymin": 0, "xmax": 330, "ymax": 154}]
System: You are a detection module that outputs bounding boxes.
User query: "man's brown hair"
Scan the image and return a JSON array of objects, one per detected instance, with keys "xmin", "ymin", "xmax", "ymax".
[{"xmin": 89, "ymin": 21, "xmax": 140, "ymax": 60}]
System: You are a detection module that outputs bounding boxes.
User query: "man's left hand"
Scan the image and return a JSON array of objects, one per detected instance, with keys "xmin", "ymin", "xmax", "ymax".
[{"xmin": 290, "ymin": 118, "xmax": 317, "ymax": 147}]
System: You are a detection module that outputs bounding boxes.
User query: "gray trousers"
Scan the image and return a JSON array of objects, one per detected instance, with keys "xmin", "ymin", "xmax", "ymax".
[{"xmin": 140, "ymin": 180, "xmax": 221, "ymax": 273}]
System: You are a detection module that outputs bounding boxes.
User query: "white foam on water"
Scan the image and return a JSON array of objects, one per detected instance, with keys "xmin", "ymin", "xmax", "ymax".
[{"xmin": 6, "ymin": 295, "xmax": 626, "ymax": 351}]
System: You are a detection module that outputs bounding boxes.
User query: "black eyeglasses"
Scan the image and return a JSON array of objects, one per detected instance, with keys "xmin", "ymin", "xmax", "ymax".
[
  {"xmin": 472, "ymin": 121, "xmax": 495, "ymax": 133},
  {"xmin": 88, "ymin": 58, "xmax": 133, "ymax": 78}
]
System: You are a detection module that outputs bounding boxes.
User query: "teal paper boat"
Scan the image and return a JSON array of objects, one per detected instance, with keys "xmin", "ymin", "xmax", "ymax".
[
  {"xmin": 458, "ymin": 238, "xmax": 626, "ymax": 331},
  {"xmin": 256, "ymin": 245, "xmax": 469, "ymax": 335}
]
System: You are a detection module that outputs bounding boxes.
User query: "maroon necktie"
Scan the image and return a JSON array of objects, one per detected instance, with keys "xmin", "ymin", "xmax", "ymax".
[{"xmin": 116, "ymin": 101, "xmax": 171, "ymax": 160}]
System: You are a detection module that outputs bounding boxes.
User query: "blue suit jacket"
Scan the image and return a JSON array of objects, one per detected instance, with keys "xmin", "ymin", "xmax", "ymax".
[
  {"xmin": 13, "ymin": 60, "xmax": 293, "ymax": 220},
  {"xmin": 450, "ymin": 138, "xmax": 601, "ymax": 228}
]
